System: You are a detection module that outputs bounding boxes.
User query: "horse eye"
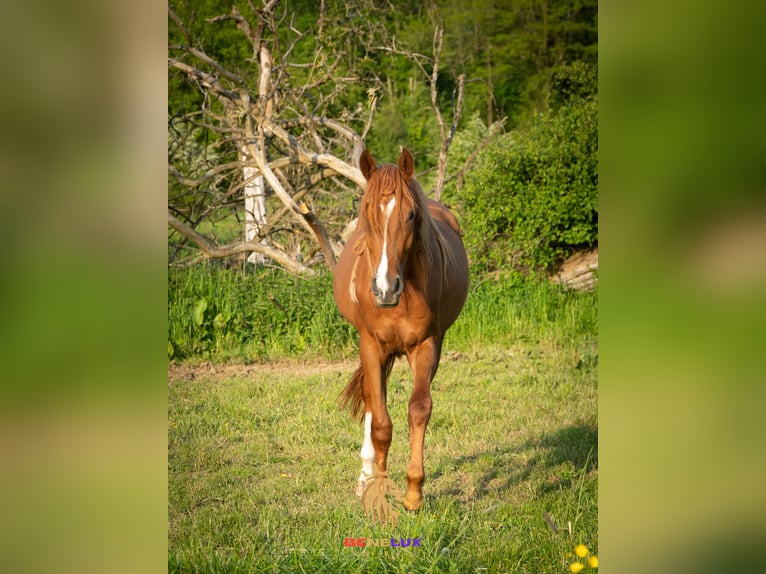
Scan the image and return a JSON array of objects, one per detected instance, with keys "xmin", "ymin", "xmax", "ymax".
[{"xmin": 407, "ymin": 210, "xmax": 415, "ymax": 222}]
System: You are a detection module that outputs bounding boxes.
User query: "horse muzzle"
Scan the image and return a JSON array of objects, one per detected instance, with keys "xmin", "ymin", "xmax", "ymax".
[{"xmin": 371, "ymin": 276, "xmax": 403, "ymax": 307}]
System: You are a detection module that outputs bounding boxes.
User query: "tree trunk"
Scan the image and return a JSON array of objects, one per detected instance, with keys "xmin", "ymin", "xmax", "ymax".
[
  {"xmin": 242, "ymin": 149, "xmax": 267, "ymax": 264},
  {"xmin": 243, "ymin": 26, "xmax": 275, "ymax": 265},
  {"xmin": 548, "ymin": 248, "xmax": 598, "ymax": 291}
]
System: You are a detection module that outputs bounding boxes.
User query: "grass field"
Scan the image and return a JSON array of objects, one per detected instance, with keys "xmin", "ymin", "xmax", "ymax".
[{"xmin": 168, "ymin": 272, "xmax": 597, "ymax": 572}]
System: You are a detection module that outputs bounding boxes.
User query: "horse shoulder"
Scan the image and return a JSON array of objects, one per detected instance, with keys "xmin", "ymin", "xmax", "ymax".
[{"xmin": 333, "ymin": 227, "xmax": 366, "ymax": 325}]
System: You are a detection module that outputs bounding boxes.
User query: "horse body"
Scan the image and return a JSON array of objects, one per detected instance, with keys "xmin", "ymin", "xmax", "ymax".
[{"xmin": 333, "ymin": 149, "xmax": 469, "ymax": 511}]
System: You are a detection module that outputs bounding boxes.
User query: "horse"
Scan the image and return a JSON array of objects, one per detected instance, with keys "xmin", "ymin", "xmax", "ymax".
[{"xmin": 333, "ymin": 148, "xmax": 469, "ymax": 512}]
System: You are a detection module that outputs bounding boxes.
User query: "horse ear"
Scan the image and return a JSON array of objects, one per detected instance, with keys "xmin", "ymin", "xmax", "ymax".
[
  {"xmin": 359, "ymin": 149, "xmax": 376, "ymax": 180},
  {"xmin": 398, "ymin": 149, "xmax": 414, "ymax": 180}
]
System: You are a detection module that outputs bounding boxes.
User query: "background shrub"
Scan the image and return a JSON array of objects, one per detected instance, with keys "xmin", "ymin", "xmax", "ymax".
[{"xmin": 456, "ymin": 63, "xmax": 597, "ymax": 275}]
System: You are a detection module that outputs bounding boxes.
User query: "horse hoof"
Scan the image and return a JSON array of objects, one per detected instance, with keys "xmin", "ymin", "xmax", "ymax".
[
  {"xmin": 402, "ymin": 492, "xmax": 422, "ymax": 511},
  {"xmin": 355, "ymin": 480, "xmax": 365, "ymax": 497}
]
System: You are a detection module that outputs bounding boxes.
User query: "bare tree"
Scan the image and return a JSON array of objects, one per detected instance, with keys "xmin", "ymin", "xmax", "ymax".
[
  {"xmin": 169, "ymin": 1, "xmax": 384, "ymax": 272},
  {"xmin": 168, "ymin": 1, "xmax": 501, "ymax": 274}
]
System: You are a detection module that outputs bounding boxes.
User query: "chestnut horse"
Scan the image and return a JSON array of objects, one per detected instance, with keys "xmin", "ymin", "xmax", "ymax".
[{"xmin": 333, "ymin": 148, "xmax": 469, "ymax": 511}]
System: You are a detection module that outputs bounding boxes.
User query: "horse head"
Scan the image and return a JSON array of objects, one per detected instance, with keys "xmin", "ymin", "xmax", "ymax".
[{"xmin": 359, "ymin": 148, "xmax": 421, "ymax": 308}]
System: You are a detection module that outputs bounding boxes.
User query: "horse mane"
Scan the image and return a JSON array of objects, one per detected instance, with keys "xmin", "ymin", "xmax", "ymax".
[
  {"xmin": 348, "ymin": 164, "xmax": 455, "ymax": 305},
  {"xmin": 404, "ymin": 177, "xmax": 460, "ymax": 294}
]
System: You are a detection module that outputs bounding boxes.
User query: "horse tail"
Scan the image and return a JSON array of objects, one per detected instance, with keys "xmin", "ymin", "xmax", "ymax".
[
  {"xmin": 339, "ymin": 364, "xmax": 366, "ymax": 423},
  {"xmin": 339, "ymin": 357, "xmax": 395, "ymax": 424}
]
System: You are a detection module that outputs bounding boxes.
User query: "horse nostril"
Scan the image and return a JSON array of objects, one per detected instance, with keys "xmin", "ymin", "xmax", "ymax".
[
  {"xmin": 370, "ymin": 278, "xmax": 380, "ymax": 297},
  {"xmin": 393, "ymin": 276, "xmax": 402, "ymax": 295}
]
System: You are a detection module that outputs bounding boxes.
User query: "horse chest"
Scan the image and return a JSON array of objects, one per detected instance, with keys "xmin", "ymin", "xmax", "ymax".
[
  {"xmin": 362, "ymin": 298, "xmax": 435, "ymax": 350},
  {"xmin": 373, "ymin": 322, "xmax": 421, "ymax": 349}
]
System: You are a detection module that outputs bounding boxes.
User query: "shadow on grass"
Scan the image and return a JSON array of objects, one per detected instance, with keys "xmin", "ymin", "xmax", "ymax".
[{"xmin": 427, "ymin": 423, "xmax": 597, "ymax": 503}]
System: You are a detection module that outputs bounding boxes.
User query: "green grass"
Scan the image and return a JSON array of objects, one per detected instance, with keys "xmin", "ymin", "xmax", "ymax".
[
  {"xmin": 168, "ymin": 266, "xmax": 358, "ymax": 362},
  {"xmin": 168, "ymin": 265, "xmax": 597, "ymax": 364},
  {"xmin": 168, "ymin": 269, "xmax": 597, "ymax": 572}
]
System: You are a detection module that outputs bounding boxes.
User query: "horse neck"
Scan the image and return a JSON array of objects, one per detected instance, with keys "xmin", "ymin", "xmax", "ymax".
[
  {"xmin": 413, "ymin": 212, "xmax": 440, "ymax": 279},
  {"xmin": 415, "ymin": 205, "xmax": 456, "ymax": 291}
]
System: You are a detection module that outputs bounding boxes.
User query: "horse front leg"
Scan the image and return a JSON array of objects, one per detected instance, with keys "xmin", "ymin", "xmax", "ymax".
[
  {"xmin": 356, "ymin": 410, "xmax": 375, "ymax": 496},
  {"xmin": 403, "ymin": 336, "xmax": 441, "ymax": 511},
  {"xmin": 356, "ymin": 333, "xmax": 392, "ymax": 496}
]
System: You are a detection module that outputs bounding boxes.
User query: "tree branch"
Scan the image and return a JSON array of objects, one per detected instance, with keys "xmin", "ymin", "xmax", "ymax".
[
  {"xmin": 244, "ymin": 130, "xmax": 338, "ymax": 271},
  {"xmin": 168, "ymin": 212, "xmax": 316, "ymax": 276},
  {"xmin": 297, "ymin": 202, "xmax": 336, "ymax": 271},
  {"xmin": 168, "ymin": 6, "xmax": 192, "ymax": 46},
  {"xmin": 429, "ymin": 20, "xmax": 461, "ymax": 201},
  {"xmin": 168, "ymin": 58, "xmax": 242, "ymax": 103},
  {"xmin": 257, "ymin": 114, "xmax": 365, "ymax": 186}
]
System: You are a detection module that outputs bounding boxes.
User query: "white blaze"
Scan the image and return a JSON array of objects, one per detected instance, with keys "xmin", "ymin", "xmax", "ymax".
[{"xmin": 374, "ymin": 198, "xmax": 396, "ymax": 293}]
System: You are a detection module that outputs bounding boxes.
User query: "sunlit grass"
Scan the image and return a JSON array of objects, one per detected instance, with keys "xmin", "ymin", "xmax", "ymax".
[
  {"xmin": 168, "ymin": 264, "xmax": 597, "ymax": 571},
  {"xmin": 169, "ymin": 337, "xmax": 597, "ymax": 572}
]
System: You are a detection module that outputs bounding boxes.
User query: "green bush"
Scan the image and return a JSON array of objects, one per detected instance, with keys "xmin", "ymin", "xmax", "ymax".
[{"xmin": 458, "ymin": 64, "xmax": 597, "ymax": 274}]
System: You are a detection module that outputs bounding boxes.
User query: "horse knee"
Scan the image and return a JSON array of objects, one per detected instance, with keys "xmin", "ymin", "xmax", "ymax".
[
  {"xmin": 408, "ymin": 394, "xmax": 432, "ymax": 425},
  {"xmin": 371, "ymin": 418, "xmax": 392, "ymax": 446}
]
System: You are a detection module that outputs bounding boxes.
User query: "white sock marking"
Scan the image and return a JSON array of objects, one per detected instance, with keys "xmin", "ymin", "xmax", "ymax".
[
  {"xmin": 359, "ymin": 411, "xmax": 374, "ymax": 483},
  {"xmin": 374, "ymin": 198, "xmax": 396, "ymax": 293}
]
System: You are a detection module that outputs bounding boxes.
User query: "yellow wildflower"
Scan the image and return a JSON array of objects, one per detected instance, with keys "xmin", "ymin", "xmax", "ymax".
[
  {"xmin": 588, "ymin": 555, "xmax": 598, "ymax": 568},
  {"xmin": 575, "ymin": 544, "xmax": 588, "ymax": 558},
  {"xmin": 569, "ymin": 562, "xmax": 584, "ymax": 573}
]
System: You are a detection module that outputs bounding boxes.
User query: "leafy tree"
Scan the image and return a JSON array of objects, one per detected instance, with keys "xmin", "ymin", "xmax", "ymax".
[{"xmin": 435, "ymin": 0, "xmax": 597, "ymax": 127}]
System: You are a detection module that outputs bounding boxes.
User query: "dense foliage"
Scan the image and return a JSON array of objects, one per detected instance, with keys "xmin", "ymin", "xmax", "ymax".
[
  {"xmin": 456, "ymin": 63, "xmax": 598, "ymax": 274},
  {"xmin": 356, "ymin": 0, "xmax": 598, "ymax": 166},
  {"xmin": 168, "ymin": 0, "xmax": 598, "ymax": 159}
]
